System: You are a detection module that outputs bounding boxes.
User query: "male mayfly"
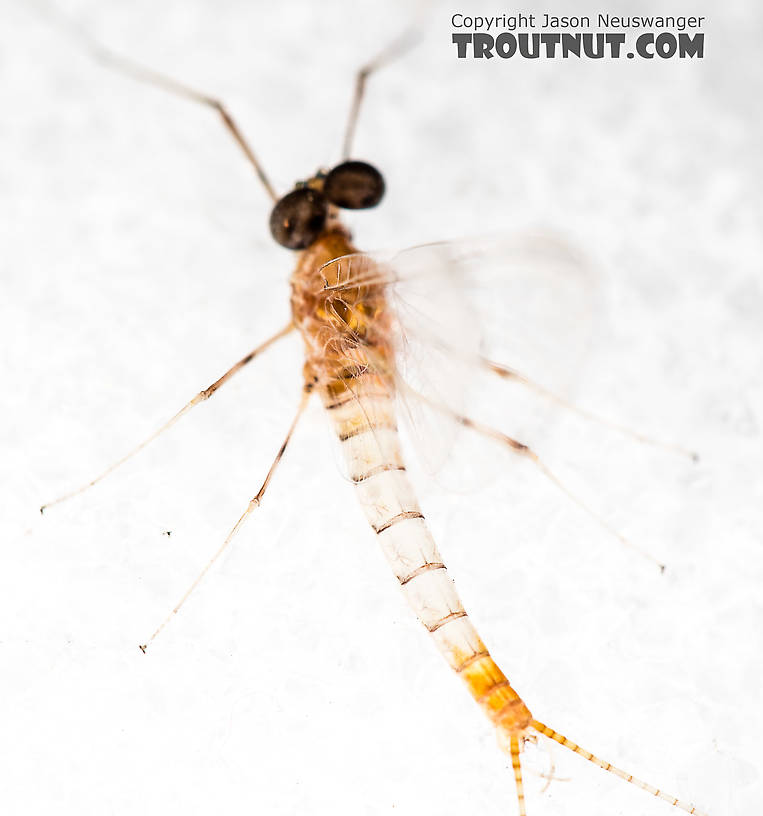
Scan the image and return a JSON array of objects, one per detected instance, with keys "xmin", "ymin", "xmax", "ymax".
[{"xmin": 40, "ymin": 21, "xmax": 709, "ymax": 816}]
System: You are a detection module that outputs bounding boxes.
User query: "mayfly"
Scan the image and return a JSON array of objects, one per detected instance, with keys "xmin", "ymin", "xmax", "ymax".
[{"xmin": 40, "ymin": 21, "xmax": 708, "ymax": 816}]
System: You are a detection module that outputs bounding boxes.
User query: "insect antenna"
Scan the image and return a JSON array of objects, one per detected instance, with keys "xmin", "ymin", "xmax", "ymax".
[{"xmin": 531, "ymin": 720, "xmax": 708, "ymax": 816}]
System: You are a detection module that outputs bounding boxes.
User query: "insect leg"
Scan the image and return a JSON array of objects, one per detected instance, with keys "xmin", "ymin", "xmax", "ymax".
[
  {"xmin": 139, "ymin": 384, "xmax": 312, "ymax": 653},
  {"xmin": 40, "ymin": 324, "xmax": 293, "ymax": 513},
  {"xmin": 481, "ymin": 355, "xmax": 698, "ymax": 461},
  {"xmin": 400, "ymin": 381, "xmax": 664, "ymax": 570},
  {"xmin": 531, "ymin": 719, "xmax": 708, "ymax": 816},
  {"xmin": 342, "ymin": 29, "xmax": 420, "ymax": 159},
  {"xmin": 457, "ymin": 411, "xmax": 664, "ymax": 570},
  {"xmin": 39, "ymin": 5, "xmax": 278, "ymax": 201}
]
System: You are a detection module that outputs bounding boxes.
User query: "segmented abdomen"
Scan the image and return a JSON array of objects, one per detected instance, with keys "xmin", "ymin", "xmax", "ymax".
[{"xmin": 321, "ymin": 371, "xmax": 532, "ymax": 738}]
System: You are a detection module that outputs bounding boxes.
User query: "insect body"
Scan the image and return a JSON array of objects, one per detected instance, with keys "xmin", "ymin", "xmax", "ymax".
[
  {"xmin": 40, "ymin": 18, "xmax": 710, "ymax": 816},
  {"xmin": 283, "ymin": 176, "xmax": 703, "ymax": 815},
  {"xmin": 291, "ymin": 190, "xmax": 535, "ymax": 752}
]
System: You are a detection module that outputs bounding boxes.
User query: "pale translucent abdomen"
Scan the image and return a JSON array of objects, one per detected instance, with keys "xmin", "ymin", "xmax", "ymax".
[{"xmin": 322, "ymin": 374, "xmax": 532, "ymax": 740}]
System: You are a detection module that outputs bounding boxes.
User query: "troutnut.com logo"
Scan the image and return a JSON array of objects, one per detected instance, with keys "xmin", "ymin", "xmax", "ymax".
[{"xmin": 452, "ymin": 12, "xmax": 706, "ymax": 59}]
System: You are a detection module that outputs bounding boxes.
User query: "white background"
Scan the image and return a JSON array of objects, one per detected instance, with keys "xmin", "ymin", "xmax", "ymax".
[{"xmin": 1, "ymin": 1, "xmax": 761, "ymax": 815}]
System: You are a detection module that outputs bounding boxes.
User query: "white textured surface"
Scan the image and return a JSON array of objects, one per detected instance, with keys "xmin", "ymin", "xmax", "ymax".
[{"xmin": 1, "ymin": 1, "xmax": 761, "ymax": 815}]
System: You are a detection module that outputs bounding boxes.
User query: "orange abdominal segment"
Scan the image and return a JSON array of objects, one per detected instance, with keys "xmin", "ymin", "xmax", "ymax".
[{"xmin": 460, "ymin": 653, "xmax": 532, "ymax": 730}]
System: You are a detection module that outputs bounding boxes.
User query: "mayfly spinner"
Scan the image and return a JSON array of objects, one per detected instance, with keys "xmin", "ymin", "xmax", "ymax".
[{"xmin": 41, "ymin": 25, "xmax": 708, "ymax": 816}]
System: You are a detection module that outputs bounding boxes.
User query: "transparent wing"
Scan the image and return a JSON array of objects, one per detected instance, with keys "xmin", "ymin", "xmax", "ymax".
[
  {"xmin": 317, "ymin": 232, "xmax": 600, "ymax": 484},
  {"xmin": 385, "ymin": 241, "xmax": 484, "ymax": 476}
]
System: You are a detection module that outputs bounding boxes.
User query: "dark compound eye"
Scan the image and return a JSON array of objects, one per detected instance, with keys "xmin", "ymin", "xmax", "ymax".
[
  {"xmin": 323, "ymin": 161, "xmax": 385, "ymax": 210},
  {"xmin": 269, "ymin": 188, "xmax": 328, "ymax": 249}
]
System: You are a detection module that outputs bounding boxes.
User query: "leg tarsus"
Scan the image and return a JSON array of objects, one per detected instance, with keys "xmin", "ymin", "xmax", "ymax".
[
  {"xmin": 399, "ymin": 380, "xmax": 665, "ymax": 571},
  {"xmin": 342, "ymin": 28, "xmax": 421, "ymax": 158},
  {"xmin": 482, "ymin": 356, "xmax": 699, "ymax": 462},
  {"xmin": 36, "ymin": 3, "xmax": 278, "ymax": 201},
  {"xmin": 139, "ymin": 385, "xmax": 311, "ymax": 652},
  {"xmin": 40, "ymin": 324, "xmax": 293, "ymax": 513},
  {"xmin": 479, "ymin": 416, "xmax": 665, "ymax": 571}
]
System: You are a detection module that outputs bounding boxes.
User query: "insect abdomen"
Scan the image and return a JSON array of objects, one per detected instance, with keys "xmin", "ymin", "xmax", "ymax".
[{"xmin": 323, "ymin": 375, "xmax": 532, "ymax": 741}]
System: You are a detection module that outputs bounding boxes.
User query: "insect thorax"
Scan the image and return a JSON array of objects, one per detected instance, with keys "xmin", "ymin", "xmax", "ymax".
[{"xmin": 290, "ymin": 227, "xmax": 395, "ymax": 393}]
